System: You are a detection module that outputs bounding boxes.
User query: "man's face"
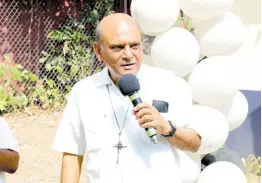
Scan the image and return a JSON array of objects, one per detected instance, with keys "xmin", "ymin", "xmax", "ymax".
[{"xmin": 94, "ymin": 21, "xmax": 142, "ymax": 83}]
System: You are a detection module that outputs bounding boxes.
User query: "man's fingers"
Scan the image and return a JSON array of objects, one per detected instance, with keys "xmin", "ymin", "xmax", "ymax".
[
  {"xmin": 133, "ymin": 103, "xmax": 152, "ymax": 112},
  {"xmin": 138, "ymin": 114, "xmax": 154, "ymax": 125},
  {"xmin": 135, "ymin": 108, "xmax": 152, "ymax": 119},
  {"xmin": 140, "ymin": 121, "xmax": 158, "ymax": 129}
]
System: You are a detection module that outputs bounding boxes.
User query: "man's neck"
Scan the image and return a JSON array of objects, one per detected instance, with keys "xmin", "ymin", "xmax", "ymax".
[{"xmin": 108, "ymin": 70, "xmax": 119, "ymax": 86}]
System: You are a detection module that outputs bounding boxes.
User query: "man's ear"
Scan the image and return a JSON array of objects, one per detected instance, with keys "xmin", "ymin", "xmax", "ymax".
[{"xmin": 93, "ymin": 42, "xmax": 103, "ymax": 62}]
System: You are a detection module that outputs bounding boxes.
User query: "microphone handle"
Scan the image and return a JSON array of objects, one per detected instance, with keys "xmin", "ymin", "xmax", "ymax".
[{"xmin": 129, "ymin": 92, "xmax": 158, "ymax": 144}]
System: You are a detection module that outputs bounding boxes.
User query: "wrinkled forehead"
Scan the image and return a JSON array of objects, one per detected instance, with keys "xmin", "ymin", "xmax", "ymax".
[{"xmin": 101, "ymin": 20, "xmax": 141, "ymax": 45}]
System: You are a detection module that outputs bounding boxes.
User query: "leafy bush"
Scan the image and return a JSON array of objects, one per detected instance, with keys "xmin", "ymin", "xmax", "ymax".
[
  {"xmin": 0, "ymin": 0, "xmax": 116, "ymax": 114},
  {"xmin": 37, "ymin": 1, "xmax": 116, "ymax": 107},
  {"xmin": 0, "ymin": 54, "xmax": 37, "ymax": 113},
  {"xmin": 39, "ymin": 22, "xmax": 91, "ymax": 95},
  {"xmin": 28, "ymin": 77, "xmax": 64, "ymax": 109}
]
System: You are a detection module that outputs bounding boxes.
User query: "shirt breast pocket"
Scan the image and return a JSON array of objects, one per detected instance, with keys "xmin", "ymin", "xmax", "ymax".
[{"xmin": 152, "ymin": 99, "xmax": 174, "ymax": 121}]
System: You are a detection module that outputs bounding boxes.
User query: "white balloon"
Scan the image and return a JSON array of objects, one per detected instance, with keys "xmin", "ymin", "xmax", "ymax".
[
  {"xmin": 188, "ymin": 56, "xmax": 238, "ymax": 107},
  {"xmin": 215, "ymin": 91, "xmax": 249, "ymax": 131},
  {"xmin": 229, "ymin": 26, "xmax": 262, "ymax": 91},
  {"xmin": 197, "ymin": 161, "xmax": 247, "ymax": 183},
  {"xmin": 177, "ymin": 149, "xmax": 201, "ymax": 183},
  {"xmin": 192, "ymin": 105, "xmax": 229, "ymax": 154},
  {"xmin": 178, "ymin": 0, "xmax": 233, "ymax": 21},
  {"xmin": 194, "ymin": 12, "xmax": 245, "ymax": 56},
  {"xmin": 151, "ymin": 27, "xmax": 200, "ymax": 77},
  {"xmin": 130, "ymin": 0, "xmax": 180, "ymax": 36},
  {"xmin": 232, "ymin": 25, "xmax": 261, "ymax": 56}
]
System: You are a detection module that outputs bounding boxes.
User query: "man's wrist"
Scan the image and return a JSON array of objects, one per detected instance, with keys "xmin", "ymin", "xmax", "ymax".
[
  {"xmin": 163, "ymin": 120, "xmax": 172, "ymax": 135},
  {"xmin": 163, "ymin": 120, "xmax": 177, "ymax": 138}
]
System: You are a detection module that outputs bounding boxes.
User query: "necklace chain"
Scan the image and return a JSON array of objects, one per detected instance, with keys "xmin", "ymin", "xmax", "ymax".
[{"xmin": 106, "ymin": 84, "xmax": 130, "ymax": 134}]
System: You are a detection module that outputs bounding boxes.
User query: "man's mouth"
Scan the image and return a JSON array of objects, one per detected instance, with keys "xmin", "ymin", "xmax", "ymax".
[{"xmin": 121, "ymin": 63, "xmax": 136, "ymax": 70}]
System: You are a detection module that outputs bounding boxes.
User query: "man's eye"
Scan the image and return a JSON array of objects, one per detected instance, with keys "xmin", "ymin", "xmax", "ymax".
[
  {"xmin": 131, "ymin": 44, "xmax": 140, "ymax": 49},
  {"xmin": 112, "ymin": 46, "xmax": 123, "ymax": 51}
]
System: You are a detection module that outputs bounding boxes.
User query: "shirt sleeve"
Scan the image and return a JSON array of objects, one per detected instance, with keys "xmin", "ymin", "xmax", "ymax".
[
  {"xmin": 0, "ymin": 117, "xmax": 19, "ymax": 152},
  {"xmin": 165, "ymin": 72, "xmax": 203, "ymax": 137},
  {"xmin": 52, "ymin": 86, "xmax": 86, "ymax": 155}
]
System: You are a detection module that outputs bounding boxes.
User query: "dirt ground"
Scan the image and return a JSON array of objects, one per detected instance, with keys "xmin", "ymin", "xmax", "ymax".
[{"xmin": 3, "ymin": 109, "xmax": 88, "ymax": 183}]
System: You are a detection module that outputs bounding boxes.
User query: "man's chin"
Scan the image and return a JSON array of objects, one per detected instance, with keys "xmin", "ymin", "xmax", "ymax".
[{"xmin": 121, "ymin": 69, "xmax": 139, "ymax": 76}]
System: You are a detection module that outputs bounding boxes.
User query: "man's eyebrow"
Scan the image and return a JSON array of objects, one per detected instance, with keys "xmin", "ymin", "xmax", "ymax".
[{"xmin": 109, "ymin": 42, "xmax": 141, "ymax": 47}]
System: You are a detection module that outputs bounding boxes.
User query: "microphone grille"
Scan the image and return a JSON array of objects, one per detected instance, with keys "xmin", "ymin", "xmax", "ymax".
[{"xmin": 118, "ymin": 74, "xmax": 140, "ymax": 96}]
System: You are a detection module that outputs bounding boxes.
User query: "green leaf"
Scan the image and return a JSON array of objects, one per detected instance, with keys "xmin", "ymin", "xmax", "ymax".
[
  {"xmin": 11, "ymin": 68, "xmax": 22, "ymax": 81},
  {"xmin": 41, "ymin": 51, "xmax": 48, "ymax": 56},
  {"xmin": 3, "ymin": 54, "xmax": 12, "ymax": 63},
  {"xmin": 39, "ymin": 57, "xmax": 47, "ymax": 63},
  {"xmin": 29, "ymin": 73, "xmax": 37, "ymax": 81},
  {"xmin": 62, "ymin": 34, "xmax": 70, "ymax": 41},
  {"xmin": 21, "ymin": 70, "xmax": 29, "ymax": 80},
  {"xmin": 0, "ymin": 100, "xmax": 7, "ymax": 111},
  {"xmin": 14, "ymin": 64, "xmax": 24, "ymax": 69},
  {"xmin": 47, "ymin": 90, "xmax": 52, "ymax": 96},
  {"xmin": 56, "ymin": 66, "xmax": 63, "ymax": 73},
  {"xmin": 45, "ymin": 63, "xmax": 52, "ymax": 71},
  {"xmin": 78, "ymin": 24, "xmax": 85, "ymax": 29},
  {"xmin": 7, "ymin": 94, "xmax": 17, "ymax": 106},
  {"xmin": 70, "ymin": 65, "xmax": 79, "ymax": 76},
  {"xmin": 0, "ymin": 64, "xmax": 8, "ymax": 78},
  {"xmin": 46, "ymin": 79, "xmax": 55, "ymax": 89},
  {"xmin": 0, "ymin": 86, "xmax": 8, "ymax": 100},
  {"xmin": 72, "ymin": 31, "xmax": 78, "ymax": 42}
]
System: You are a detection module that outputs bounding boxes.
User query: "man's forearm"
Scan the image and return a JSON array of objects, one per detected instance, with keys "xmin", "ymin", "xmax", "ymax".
[
  {"xmin": 167, "ymin": 128, "xmax": 201, "ymax": 152},
  {"xmin": 0, "ymin": 149, "xmax": 19, "ymax": 174},
  {"xmin": 61, "ymin": 153, "xmax": 84, "ymax": 183}
]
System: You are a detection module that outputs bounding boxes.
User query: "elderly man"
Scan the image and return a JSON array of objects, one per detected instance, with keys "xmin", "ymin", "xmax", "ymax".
[
  {"xmin": 0, "ymin": 117, "xmax": 20, "ymax": 183},
  {"xmin": 52, "ymin": 13, "xmax": 202, "ymax": 183}
]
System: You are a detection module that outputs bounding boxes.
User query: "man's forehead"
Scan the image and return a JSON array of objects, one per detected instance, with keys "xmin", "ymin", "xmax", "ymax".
[
  {"xmin": 104, "ymin": 34, "xmax": 141, "ymax": 46},
  {"xmin": 102, "ymin": 34, "xmax": 141, "ymax": 46},
  {"xmin": 99, "ymin": 18, "xmax": 141, "ymax": 43}
]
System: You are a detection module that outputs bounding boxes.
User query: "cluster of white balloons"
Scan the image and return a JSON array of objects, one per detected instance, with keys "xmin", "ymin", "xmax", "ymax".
[{"xmin": 130, "ymin": 0, "xmax": 261, "ymax": 182}]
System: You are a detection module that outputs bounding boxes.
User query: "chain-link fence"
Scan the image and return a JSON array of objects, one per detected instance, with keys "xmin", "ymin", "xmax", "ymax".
[{"xmin": 0, "ymin": 0, "xmax": 121, "ymax": 114}]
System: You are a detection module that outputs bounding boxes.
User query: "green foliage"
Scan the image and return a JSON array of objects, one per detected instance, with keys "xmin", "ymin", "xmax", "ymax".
[
  {"xmin": 28, "ymin": 77, "xmax": 64, "ymax": 109},
  {"xmin": 79, "ymin": 0, "xmax": 116, "ymax": 45},
  {"xmin": 1, "ymin": 0, "xmax": 116, "ymax": 114},
  {"xmin": 37, "ymin": 1, "xmax": 115, "ymax": 108},
  {"xmin": 245, "ymin": 154, "xmax": 261, "ymax": 182},
  {"xmin": 0, "ymin": 54, "xmax": 37, "ymax": 114},
  {"xmin": 39, "ymin": 22, "xmax": 91, "ymax": 95}
]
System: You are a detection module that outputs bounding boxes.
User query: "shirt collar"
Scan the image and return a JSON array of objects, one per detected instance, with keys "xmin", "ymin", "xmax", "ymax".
[{"xmin": 94, "ymin": 64, "xmax": 146, "ymax": 88}]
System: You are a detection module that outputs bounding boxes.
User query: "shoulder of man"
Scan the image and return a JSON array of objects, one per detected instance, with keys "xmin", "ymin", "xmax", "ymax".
[{"xmin": 70, "ymin": 71, "xmax": 102, "ymax": 94}]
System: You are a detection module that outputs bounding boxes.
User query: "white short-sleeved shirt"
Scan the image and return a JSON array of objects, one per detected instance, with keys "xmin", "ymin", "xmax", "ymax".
[
  {"xmin": 52, "ymin": 64, "xmax": 200, "ymax": 183},
  {"xmin": 0, "ymin": 117, "xmax": 19, "ymax": 183}
]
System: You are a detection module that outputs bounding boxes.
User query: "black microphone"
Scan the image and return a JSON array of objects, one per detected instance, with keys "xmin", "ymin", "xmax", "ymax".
[{"xmin": 118, "ymin": 74, "xmax": 158, "ymax": 144}]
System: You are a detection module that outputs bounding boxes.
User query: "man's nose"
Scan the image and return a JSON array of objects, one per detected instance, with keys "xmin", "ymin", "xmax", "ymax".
[{"xmin": 122, "ymin": 45, "xmax": 133, "ymax": 60}]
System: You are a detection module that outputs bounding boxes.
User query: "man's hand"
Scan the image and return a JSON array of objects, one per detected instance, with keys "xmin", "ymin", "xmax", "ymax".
[
  {"xmin": 133, "ymin": 103, "xmax": 172, "ymax": 135},
  {"xmin": 133, "ymin": 103, "xmax": 201, "ymax": 152}
]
